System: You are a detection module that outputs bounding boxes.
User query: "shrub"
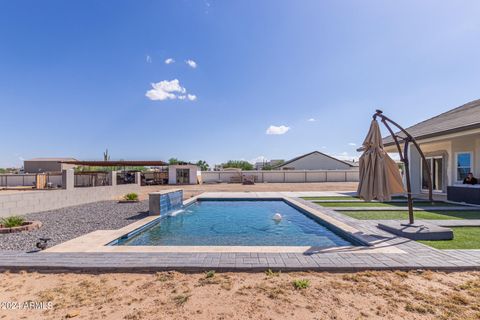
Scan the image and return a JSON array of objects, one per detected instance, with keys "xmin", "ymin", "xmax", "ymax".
[
  {"xmin": 265, "ymin": 269, "xmax": 280, "ymax": 277},
  {"xmin": 172, "ymin": 294, "xmax": 190, "ymax": 306},
  {"xmin": 292, "ymin": 279, "xmax": 310, "ymax": 290},
  {"xmin": 124, "ymin": 193, "xmax": 139, "ymax": 201},
  {"xmin": 1, "ymin": 216, "xmax": 25, "ymax": 228},
  {"xmin": 205, "ymin": 270, "xmax": 215, "ymax": 278}
]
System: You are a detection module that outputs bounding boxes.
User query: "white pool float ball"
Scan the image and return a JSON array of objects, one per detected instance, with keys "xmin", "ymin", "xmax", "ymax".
[{"xmin": 273, "ymin": 213, "xmax": 282, "ymax": 221}]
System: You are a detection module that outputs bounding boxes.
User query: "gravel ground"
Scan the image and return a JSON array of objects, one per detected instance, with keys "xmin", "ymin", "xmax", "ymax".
[{"xmin": 0, "ymin": 200, "xmax": 149, "ymax": 252}]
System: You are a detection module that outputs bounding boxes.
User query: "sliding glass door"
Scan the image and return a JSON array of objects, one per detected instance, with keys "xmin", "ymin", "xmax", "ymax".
[{"xmin": 421, "ymin": 157, "xmax": 444, "ymax": 192}]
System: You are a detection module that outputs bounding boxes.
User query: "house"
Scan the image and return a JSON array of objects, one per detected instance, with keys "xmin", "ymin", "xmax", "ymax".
[
  {"xmin": 24, "ymin": 158, "xmax": 78, "ymax": 173},
  {"xmin": 272, "ymin": 151, "xmax": 356, "ymax": 170},
  {"xmin": 382, "ymin": 99, "xmax": 480, "ymax": 202}
]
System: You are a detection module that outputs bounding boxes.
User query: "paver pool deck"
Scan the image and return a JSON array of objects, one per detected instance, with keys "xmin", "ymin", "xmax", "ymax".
[{"xmin": 1, "ymin": 191, "xmax": 480, "ymax": 272}]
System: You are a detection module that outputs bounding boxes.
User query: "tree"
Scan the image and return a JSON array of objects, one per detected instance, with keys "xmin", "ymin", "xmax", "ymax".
[
  {"xmin": 196, "ymin": 160, "xmax": 210, "ymax": 171},
  {"xmin": 262, "ymin": 164, "xmax": 273, "ymax": 171},
  {"xmin": 222, "ymin": 160, "xmax": 254, "ymax": 171},
  {"xmin": 168, "ymin": 158, "xmax": 180, "ymax": 165}
]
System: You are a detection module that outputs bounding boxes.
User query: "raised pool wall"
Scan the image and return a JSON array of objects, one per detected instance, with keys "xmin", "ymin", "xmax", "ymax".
[{"xmin": 149, "ymin": 189, "xmax": 183, "ymax": 216}]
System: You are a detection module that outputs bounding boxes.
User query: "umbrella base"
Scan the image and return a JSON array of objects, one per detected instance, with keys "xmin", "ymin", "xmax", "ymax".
[
  {"xmin": 400, "ymin": 223, "xmax": 424, "ymax": 227},
  {"xmin": 378, "ymin": 221, "xmax": 453, "ymax": 241}
]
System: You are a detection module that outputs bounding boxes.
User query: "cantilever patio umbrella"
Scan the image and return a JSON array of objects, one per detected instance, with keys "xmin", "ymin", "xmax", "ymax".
[
  {"xmin": 358, "ymin": 110, "xmax": 433, "ymax": 225},
  {"xmin": 357, "ymin": 119, "xmax": 405, "ymax": 202}
]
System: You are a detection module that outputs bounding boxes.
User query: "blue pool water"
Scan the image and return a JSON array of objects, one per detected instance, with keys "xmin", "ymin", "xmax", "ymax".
[{"xmin": 115, "ymin": 200, "xmax": 355, "ymax": 247}]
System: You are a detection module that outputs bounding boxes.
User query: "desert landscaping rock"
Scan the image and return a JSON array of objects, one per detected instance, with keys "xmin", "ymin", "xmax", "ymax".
[{"xmin": 0, "ymin": 200, "xmax": 148, "ymax": 251}]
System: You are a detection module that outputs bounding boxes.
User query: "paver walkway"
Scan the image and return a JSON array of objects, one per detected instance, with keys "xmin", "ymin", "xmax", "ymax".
[{"xmin": 0, "ymin": 192, "xmax": 479, "ymax": 272}]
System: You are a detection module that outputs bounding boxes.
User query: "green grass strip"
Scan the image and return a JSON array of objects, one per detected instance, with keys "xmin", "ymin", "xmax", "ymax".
[
  {"xmin": 316, "ymin": 201, "xmax": 455, "ymax": 208},
  {"xmin": 302, "ymin": 196, "xmax": 360, "ymax": 201},
  {"xmin": 418, "ymin": 227, "xmax": 480, "ymax": 249},
  {"xmin": 340, "ymin": 210, "xmax": 480, "ymax": 220},
  {"xmin": 302, "ymin": 196, "xmax": 406, "ymax": 201}
]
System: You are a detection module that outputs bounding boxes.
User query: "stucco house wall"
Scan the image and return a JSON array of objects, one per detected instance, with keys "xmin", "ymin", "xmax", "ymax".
[
  {"xmin": 168, "ymin": 165, "xmax": 198, "ymax": 184},
  {"xmin": 387, "ymin": 131, "xmax": 480, "ymax": 198}
]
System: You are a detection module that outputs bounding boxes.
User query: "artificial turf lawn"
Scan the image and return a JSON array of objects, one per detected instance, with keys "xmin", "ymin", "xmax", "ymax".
[
  {"xmin": 315, "ymin": 201, "xmax": 455, "ymax": 208},
  {"xmin": 339, "ymin": 210, "xmax": 480, "ymax": 220},
  {"xmin": 302, "ymin": 196, "xmax": 360, "ymax": 201},
  {"xmin": 418, "ymin": 227, "xmax": 480, "ymax": 249},
  {"xmin": 302, "ymin": 196, "xmax": 406, "ymax": 201}
]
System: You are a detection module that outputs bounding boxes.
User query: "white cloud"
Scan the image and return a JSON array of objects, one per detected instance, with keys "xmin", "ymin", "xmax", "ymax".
[
  {"xmin": 165, "ymin": 58, "xmax": 175, "ymax": 64},
  {"xmin": 307, "ymin": 118, "xmax": 316, "ymax": 122},
  {"xmin": 178, "ymin": 94, "xmax": 197, "ymax": 101},
  {"xmin": 204, "ymin": 0, "xmax": 211, "ymax": 14},
  {"xmin": 348, "ymin": 142, "xmax": 357, "ymax": 146},
  {"xmin": 146, "ymin": 55, "xmax": 152, "ymax": 63},
  {"xmin": 185, "ymin": 59, "xmax": 197, "ymax": 68},
  {"xmin": 266, "ymin": 125, "xmax": 290, "ymax": 135},
  {"xmin": 145, "ymin": 79, "xmax": 190, "ymax": 101}
]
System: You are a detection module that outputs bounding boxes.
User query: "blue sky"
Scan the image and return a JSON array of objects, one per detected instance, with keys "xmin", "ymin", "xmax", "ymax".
[{"xmin": 1, "ymin": 1, "xmax": 480, "ymax": 167}]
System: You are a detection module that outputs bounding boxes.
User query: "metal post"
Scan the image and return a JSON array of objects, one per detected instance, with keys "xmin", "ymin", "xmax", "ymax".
[
  {"xmin": 373, "ymin": 109, "xmax": 434, "ymax": 225},
  {"xmin": 403, "ymin": 140, "xmax": 414, "ymax": 224}
]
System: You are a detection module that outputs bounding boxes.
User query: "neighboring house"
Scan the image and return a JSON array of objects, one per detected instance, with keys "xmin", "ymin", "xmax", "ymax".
[
  {"xmin": 382, "ymin": 99, "xmax": 480, "ymax": 201},
  {"xmin": 342, "ymin": 160, "xmax": 360, "ymax": 167},
  {"xmin": 272, "ymin": 151, "xmax": 356, "ymax": 170},
  {"xmin": 23, "ymin": 158, "xmax": 78, "ymax": 173}
]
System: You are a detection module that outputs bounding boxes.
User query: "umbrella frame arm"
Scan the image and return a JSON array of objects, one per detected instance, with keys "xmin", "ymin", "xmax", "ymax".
[{"xmin": 373, "ymin": 110, "xmax": 434, "ymax": 224}]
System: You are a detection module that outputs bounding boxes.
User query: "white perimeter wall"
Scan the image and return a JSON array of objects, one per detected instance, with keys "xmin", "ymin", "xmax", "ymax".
[{"xmin": 201, "ymin": 170, "xmax": 359, "ymax": 183}]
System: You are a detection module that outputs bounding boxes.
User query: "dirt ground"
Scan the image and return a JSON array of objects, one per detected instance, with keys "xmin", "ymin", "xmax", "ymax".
[
  {"xmin": 137, "ymin": 182, "xmax": 358, "ymax": 200},
  {"xmin": 1, "ymin": 270, "xmax": 479, "ymax": 320}
]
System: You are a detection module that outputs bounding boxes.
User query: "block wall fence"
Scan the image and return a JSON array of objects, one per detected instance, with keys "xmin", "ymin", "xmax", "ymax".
[{"xmin": 0, "ymin": 170, "xmax": 141, "ymax": 217}]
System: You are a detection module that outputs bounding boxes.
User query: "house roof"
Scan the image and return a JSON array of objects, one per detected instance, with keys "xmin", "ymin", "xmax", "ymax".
[
  {"xmin": 272, "ymin": 151, "xmax": 355, "ymax": 168},
  {"xmin": 383, "ymin": 99, "xmax": 480, "ymax": 146},
  {"xmin": 59, "ymin": 160, "xmax": 168, "ymax": 166},
  {"xmin": 342, "ymin": 160, "xmax": 360, "ymax": 167},
  {"xmin": 25, "ymin": 157, "xmax": 78, "ymax": 162}
]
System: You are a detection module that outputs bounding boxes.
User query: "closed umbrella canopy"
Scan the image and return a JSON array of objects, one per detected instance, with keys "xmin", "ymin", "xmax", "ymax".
[{"xmin": 357, "ymin": 119, "xmax": 405, "ymax": 201}]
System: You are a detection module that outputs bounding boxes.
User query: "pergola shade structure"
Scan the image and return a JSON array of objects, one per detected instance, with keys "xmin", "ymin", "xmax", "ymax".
[{"xmin": 59, "ymin": 160, "xmax": 168, "ymax": 167}]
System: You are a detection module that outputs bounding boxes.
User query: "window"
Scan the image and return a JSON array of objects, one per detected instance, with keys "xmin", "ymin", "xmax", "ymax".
[
  {"xmin": 456, "ymin": 152, "xmax": 472, "ymax": 182},
  {"xmin": 422, "ymin": 157, "xmax": 444, "ymax": 192}
]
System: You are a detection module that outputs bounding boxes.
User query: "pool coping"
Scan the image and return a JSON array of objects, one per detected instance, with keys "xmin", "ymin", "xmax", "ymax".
[{"xmin": 44, "ymin": 193, "xmax": 401, "ymax": 254}]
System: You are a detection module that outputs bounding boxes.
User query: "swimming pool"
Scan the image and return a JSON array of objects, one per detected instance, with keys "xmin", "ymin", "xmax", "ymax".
[{"xmin": 113, "ymin": 200, "xmax": 356, "ymax": 247}]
